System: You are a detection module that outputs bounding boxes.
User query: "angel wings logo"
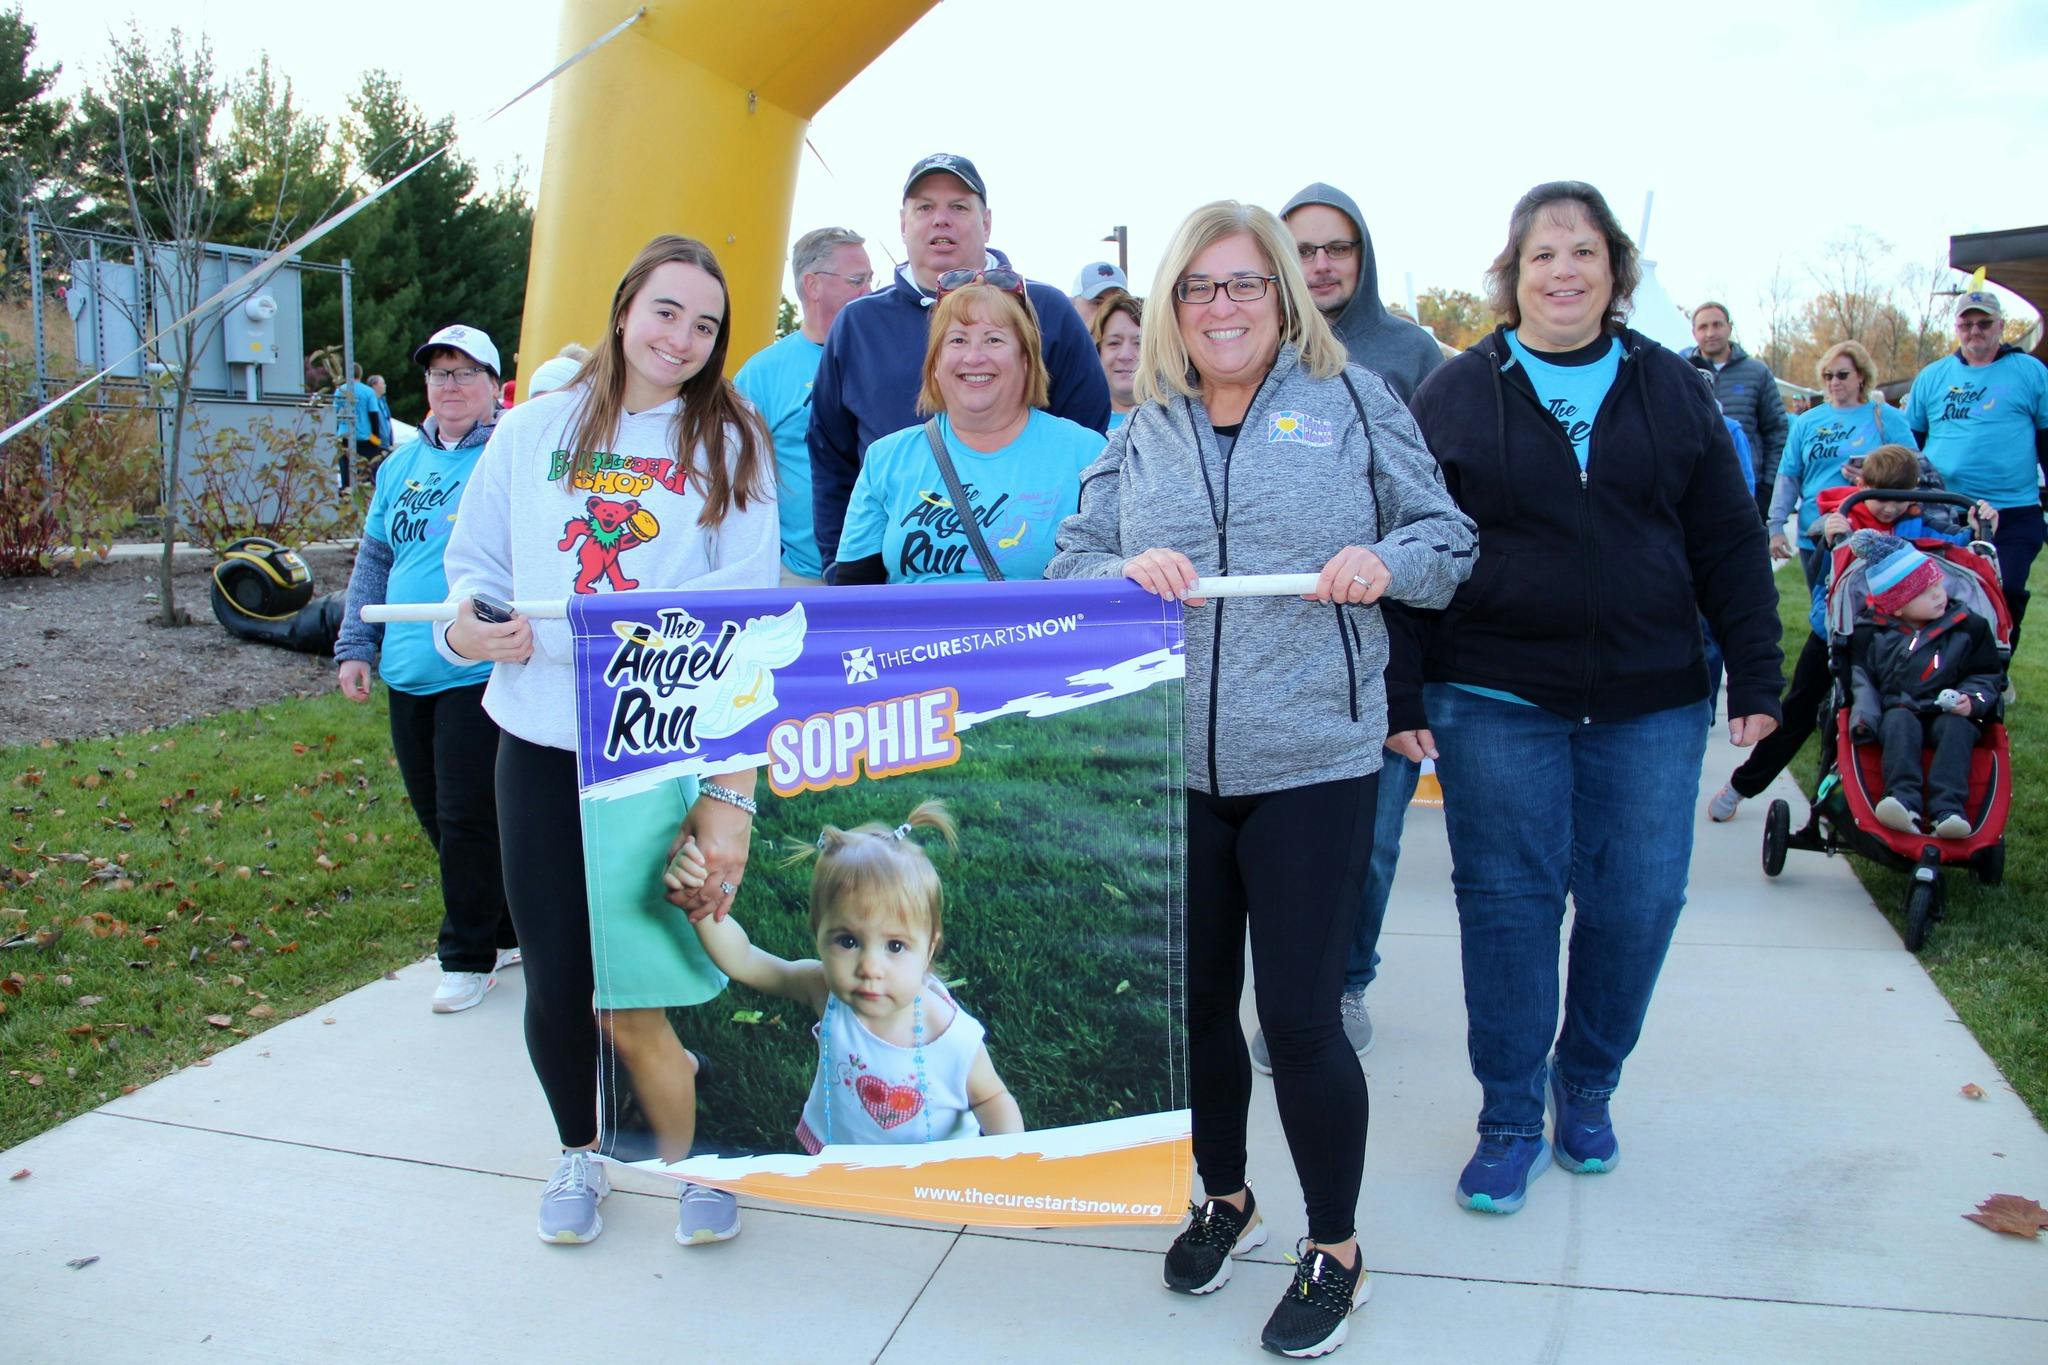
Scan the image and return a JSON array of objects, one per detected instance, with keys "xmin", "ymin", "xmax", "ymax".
[{"xmin": 598, "ymin": 604, "xmax": 808, "ymax": 761}]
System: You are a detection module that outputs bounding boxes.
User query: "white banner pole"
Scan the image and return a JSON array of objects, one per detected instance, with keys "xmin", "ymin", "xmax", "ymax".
[{"xmin": 359, "ymin": 574, "xmax": 1325, "ymax": 623}]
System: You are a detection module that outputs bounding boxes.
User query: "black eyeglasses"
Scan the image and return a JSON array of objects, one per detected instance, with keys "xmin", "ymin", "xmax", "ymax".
[
  {"xmin": 1295, "ymin": 239, "xmax": 1359, "ymax": 263},
  {"xmin": 424, "ymin": 366, "xmax": 489, "ymax": 386},
  {"xmin": 1821, "ymin": 369, "xmax": 1857, "ymax": 381},
  {"xmin": 936, "ymin": 268, "xmax": 1026, "ymax": 299},
  {"xmin": 1174, "ymin": 274, "xmax": 1279, "ymax": 305}
]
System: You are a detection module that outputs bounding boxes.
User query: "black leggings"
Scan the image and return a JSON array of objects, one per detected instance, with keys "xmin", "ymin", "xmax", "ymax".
[
  {"xmin": 386, "ymin": 683, "xmax": 515, "ymax": 973},
  {"xmin": 1731, "ymin": 631, "xmax": 1832, "ymax": 799},
  {"xmin": 496, "ymin": 733, "xmax": 601, "ymax": 1148},
  {"xmin": 1186, "ymin": 775, "xmax": 1375, "ymax": 1245}
]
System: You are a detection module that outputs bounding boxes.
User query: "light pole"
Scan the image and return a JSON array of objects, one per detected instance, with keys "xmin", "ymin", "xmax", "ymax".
[{"xmin": 1103, "ymin": 226, "xmax": 1128, "ymax": 276}]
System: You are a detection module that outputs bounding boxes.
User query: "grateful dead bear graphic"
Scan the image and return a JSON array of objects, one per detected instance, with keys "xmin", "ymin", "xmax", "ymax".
[{"xmin": 559, "ymin": 495, "xmax": 660, "ymax": 594}]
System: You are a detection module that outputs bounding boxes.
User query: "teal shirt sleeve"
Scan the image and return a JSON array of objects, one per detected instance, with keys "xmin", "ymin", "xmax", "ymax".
[{"xmin": 837, "ymin": 455, "xmax": 890, "ymax": 563}]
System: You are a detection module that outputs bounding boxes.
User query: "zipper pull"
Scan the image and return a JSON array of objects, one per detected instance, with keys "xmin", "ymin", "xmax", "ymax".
[{"xmin": 1579, "ymin": 468, "xmax": 1589, "ymax": 489}]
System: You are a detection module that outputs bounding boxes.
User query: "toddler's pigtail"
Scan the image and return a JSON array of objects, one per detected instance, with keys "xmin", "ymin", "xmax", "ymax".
[{"xmin": 896, "ymin": 799, "xmax": 958, "ymax": 853}]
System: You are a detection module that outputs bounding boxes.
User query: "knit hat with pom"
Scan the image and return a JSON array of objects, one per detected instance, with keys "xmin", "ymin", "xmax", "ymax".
[{"xmin": 1854, "ymin": 529, "xmax": 1943, "ymax": 615}]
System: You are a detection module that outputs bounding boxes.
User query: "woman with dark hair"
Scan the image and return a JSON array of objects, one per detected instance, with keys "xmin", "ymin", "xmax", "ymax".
[
  {"xmin": 1406, "ymin": 182, "xmax": 1782, "ymax": 1215},
  {"xmin": 1090, "ymin": 289, "xmax": 1142, "ymax": 430},
  {"xmin": 439, "ymin": 234, "xmax": 778, "ymax": 1250}
]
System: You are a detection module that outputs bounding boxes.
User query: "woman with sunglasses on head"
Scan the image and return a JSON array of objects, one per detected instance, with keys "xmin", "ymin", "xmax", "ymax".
[
  {"xmin": 438, "ymin": 235, "xmax": 779, "ymax": 1251},
  {"xmin": 831, "ymin": 271, "xmax": 1105, "ymax": 585},
  {"xmin": 1048, "ymin": 201, "xmax": 1475, "ymax": 1358}
]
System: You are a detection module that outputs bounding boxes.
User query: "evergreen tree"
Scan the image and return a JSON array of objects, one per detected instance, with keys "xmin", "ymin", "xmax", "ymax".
[{"xmin": 0, "ymin": 3, "xmax": 69, "ymax": 290}]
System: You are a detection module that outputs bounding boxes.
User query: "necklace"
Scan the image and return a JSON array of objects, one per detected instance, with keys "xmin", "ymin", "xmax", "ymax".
[{"xmin": 816, "ymin": 990, "xmax": 932, "ymax": 1148}]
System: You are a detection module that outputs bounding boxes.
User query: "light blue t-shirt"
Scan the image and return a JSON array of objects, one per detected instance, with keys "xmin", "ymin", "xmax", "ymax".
[
  {"xmin": 1779, "ymin": 401, "xmax": 1918, "ymax": 544},
  {"xmin": 334, "ymin": 380, "xmax": 379, "ymax": 443},
  {"xmin": 839, "ymin": 410, "xmax": 1105, "ymax": 583},
  {"xmin": 1906, "ymin": 351, "xmax": 2048, "ymax": 508},
  {"xmin": 361, "ymin": 437, "xmax": 494, "ymax": 694},
  {"xmin": 733, "ymin": 331, "xmax": 826, "ymax": 579},
  {"xmin": 1503, "ymin": 330, "xmax": 1623, "ymax": 470},
  {"xmin": 1107, "ymin": 410, "xmax": 1130, "ymax": 431}
]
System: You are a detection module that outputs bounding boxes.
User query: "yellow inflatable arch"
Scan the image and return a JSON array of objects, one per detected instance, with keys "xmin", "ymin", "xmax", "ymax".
[{"xmin": 516, "ymin": 0, "xmax": 938, "ymax": 397}]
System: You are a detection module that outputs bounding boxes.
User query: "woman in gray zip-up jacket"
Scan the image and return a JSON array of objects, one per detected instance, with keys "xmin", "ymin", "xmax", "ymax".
[{"xmin": 1047, "ymin": 201, "xmax": 1474, "ymax": 1357}]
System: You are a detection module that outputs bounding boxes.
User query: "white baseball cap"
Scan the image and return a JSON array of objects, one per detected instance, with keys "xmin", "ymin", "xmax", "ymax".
[{"xmin": 412, "ymin": 323, "xmax": 501, "ymax": 376}]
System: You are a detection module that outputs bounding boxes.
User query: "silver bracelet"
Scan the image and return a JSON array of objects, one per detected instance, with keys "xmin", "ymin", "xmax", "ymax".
[{"xmin": 699, "ymin": 781, "xmax": 758, "ymax": 816}]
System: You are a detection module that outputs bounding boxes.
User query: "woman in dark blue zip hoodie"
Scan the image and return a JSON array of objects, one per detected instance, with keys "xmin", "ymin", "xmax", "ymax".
[{"xmin": 1404, "ymin": 182, "xmax": 1783, "ymax": 1216}]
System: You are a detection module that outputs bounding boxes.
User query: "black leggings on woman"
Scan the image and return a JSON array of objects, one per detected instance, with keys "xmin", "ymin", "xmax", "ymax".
[
  {"xmin": 1185, "ymin": 774, "xmax": 1376, "ymax": 1245},
  {"xmin": 1730, "ymin": 631, "xmax": 1832, "ymax": 799},
  {"xmin": 496, "ymin": 733, "xmax": 601, "ymax": 1148}
]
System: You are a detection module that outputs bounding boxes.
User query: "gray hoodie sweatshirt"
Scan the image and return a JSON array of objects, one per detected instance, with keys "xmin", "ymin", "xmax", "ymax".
[
  {"xmin": 1048, "ymin": 347, "xmax": 1477, "ymax": 796},
  {"xmin": 1281, "ymin": 183, "xmax": 1445, "ymax": 405}
]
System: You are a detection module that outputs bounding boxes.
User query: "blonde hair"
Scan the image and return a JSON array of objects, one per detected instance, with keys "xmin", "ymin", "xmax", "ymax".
[
  {"xmin": 1133, "ymin": 201, "xmax": 1346, "ymax": 406},
  {"xmin": 916, "ymin": 284, "xmax": 1050, "ymax": 417},
  {"xmin": 1858, "ymin": 443, "xmax": 1919, "ymax": 492},
  {"xmin": 1816, "ymin": 339, "xmax": 1876, "ymax": 402},
  {"xmin": 791, "ymin": 801, "xmax": 959, "ymax": 949}
]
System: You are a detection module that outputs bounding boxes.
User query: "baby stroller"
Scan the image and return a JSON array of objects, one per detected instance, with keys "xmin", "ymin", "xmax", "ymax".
[{"xmin": 1761, "ymin": 490, "xmax": 2013, "ymax": 951}]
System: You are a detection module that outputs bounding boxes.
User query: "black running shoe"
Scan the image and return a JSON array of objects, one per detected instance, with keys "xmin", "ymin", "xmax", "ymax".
[
  {"xmin": 1260, "ymin": 1238, "xmax": 1370, "ymax": 1358},
  {"xmin": 1162, "ymin": 1190, "xmax": 1267, "ymax": 1294}
]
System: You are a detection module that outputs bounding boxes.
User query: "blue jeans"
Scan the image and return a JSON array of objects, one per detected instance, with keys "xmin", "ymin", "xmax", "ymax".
[
  {"xmin": 1425, "ymin": 684, "xmax": 1709, "ymax": 1138},
  {"xmin": 1346, "ymin": 749, "xmax": 1420, "ymax": 991}
]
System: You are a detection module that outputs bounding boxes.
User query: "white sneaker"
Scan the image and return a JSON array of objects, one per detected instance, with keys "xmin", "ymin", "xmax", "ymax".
[
  {"xmin": 494, "ymin": 947, "xmax": 523, "ymax": 972},
  {"xmin": 1873, "ymin": 796, "xmax": 1919, "ymax": 834},
  {"xmin": 431, "ymin": 970, "xmax": 495, "ymax": 1014},
  {"xmin": 1708, "ymin": 784, "xmax": 1742, "ymax": 822}
]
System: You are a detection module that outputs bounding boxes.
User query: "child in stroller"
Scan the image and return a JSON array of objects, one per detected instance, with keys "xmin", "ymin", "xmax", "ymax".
[{"xmin": 1846, "ymin": 531, "xmax": 2004, "ymax": 839}]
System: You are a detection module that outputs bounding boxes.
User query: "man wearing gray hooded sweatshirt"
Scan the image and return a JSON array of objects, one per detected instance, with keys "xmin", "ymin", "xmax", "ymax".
[{"xmin": 1240, "ymin": 185, "xmax": 1446, "ymax": 1074}]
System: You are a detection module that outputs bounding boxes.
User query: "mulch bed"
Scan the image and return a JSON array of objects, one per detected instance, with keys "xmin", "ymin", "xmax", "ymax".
[{"xmin": 0, "ymin": 547, "xmax": 358, "ymax": 748}]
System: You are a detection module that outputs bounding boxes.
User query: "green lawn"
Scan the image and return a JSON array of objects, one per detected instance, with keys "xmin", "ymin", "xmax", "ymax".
[
  {"xmin": 1, "ymin": 693, "xmax": 444, "ymax": 1151},
  {"xmin": 1763, "ymin": 559, "xmax": 2048, "ymax": 1125}
]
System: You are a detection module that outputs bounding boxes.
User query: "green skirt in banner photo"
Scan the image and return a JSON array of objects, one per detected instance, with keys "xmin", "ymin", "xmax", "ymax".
[{"xmin": 582, "ymin": 772, "xmax": 726, "ymax": 1009}]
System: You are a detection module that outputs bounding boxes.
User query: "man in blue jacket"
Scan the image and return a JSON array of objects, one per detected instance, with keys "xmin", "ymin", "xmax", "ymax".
[{"xmin": 806, "ymin": 153, "xmax": 1110, "ymax": 577}]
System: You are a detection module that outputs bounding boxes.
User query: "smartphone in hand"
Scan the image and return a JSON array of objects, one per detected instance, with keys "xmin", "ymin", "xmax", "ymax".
[{"xmin": 471, "ymin": 593, "xmax": 515, "ymax": 624}]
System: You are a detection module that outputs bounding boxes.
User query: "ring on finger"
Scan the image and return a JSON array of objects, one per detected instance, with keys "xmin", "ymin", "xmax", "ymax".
[{"xmin": 718, "ymin": 880, "xmax": 736, "ymax": 896}]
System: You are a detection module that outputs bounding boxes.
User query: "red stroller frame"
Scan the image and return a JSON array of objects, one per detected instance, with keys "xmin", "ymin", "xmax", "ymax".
[{"xmin": 1760, "ymin": 490, "xmax": 2013, "ymax": 951}]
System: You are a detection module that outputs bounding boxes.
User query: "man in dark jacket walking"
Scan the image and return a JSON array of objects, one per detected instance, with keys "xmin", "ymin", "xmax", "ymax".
[
  {"xmin": 1688, "ymin": 301, "xmax": 1789, "ymax": 518},
  {"xmin": 805, "ymin": 153, "xmax": 1109, "ymax": 576}
]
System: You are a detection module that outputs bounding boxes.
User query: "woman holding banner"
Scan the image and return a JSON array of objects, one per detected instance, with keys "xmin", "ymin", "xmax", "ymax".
[
  {"xmin": 439, "ymin": 235, "xmax": 779, "ymax": 1250},
  {"xmin": 831, "ymin": 275, "xmax": 1104, "ymax": 585},
  {"xmin": 1404, "ymin": 182, "xmax": 1780, "ymax": 1219},
  {"xmin": 1049, "ymin": 200, "xmax": 1475, "ymax": 1359}
]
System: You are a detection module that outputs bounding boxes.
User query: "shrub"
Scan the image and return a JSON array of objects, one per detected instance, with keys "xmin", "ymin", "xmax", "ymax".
[
  {"xmin": 180, "ymin": 406, "xmax": 362, "ymax": 551},
  {"xmin": 0, "ymin": 333, "xmax": 157, "ymax": 576}
]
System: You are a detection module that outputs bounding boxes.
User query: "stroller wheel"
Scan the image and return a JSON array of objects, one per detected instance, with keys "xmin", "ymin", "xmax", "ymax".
[
  {"xmin": 1973, "ymin": 842, "xmax": 2006, "ymax": 888},
  {"xmin": 1903, "ymin": 863, "xmax": 1942, "ymax": 953},
  {"xmin": 1762, "ymin": 800, "xmax": 1791, "ymax": 877}
]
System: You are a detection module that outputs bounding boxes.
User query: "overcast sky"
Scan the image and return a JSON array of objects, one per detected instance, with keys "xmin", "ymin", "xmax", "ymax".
[{"xmin": 29, "ymin": 0, "xmax": 2048, "ymax": 336}]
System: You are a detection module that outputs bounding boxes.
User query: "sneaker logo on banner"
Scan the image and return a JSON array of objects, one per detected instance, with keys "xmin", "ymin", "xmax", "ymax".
[
  {"xmin": 842, "ymin": 647, "xmax": 877, "ymax": 683},
  {"xmin": 1267, "ymin": 411, "xmax": 1335, "ymax": 447}
]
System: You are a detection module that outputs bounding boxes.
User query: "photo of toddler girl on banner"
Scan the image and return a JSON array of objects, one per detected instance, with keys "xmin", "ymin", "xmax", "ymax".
[{"xmin": 572, "ymin": 578, "xmax": 1188, "ymax": 1227}]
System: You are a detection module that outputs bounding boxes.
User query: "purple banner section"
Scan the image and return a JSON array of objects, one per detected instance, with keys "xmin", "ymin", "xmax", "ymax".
[{"xmin": 570, "ymin": 581, "xmax": 1185, "ymax": 796}]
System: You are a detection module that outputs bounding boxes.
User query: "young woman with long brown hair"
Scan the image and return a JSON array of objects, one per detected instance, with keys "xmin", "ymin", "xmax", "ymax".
[{"xmin": 439, "ymin": 234, "xmax": 778, "ymax": 1249}]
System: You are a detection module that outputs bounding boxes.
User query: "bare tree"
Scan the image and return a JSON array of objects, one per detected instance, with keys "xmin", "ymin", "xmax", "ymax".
[
  {"xmin": 1752, "ymin": 258, "xmax": 1800, "ymax": 377},
  {"xmin": 1808, "ymin": 227, "xmax": 1894, "ymax": 348}
]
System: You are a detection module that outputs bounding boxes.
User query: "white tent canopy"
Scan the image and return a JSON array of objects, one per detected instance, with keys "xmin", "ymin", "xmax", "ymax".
[{"xmin": 1628, "ymin": 258, "xmax": 1696, "ymax": 353}]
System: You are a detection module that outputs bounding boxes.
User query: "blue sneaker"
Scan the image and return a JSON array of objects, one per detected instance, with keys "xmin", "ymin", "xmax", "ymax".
[
  {"xmin": 1455, "ymin": 1134, "xmax": 1547, "ymax": 1214},
  {"xmin": 1549, "ymin": 1067, "xmax": 1619, "ymax": 1174}
]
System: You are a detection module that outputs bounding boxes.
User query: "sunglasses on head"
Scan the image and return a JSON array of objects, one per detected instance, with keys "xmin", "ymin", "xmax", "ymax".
[{"xmin": 937, "ymin": 268, "xmax": 1026, "ymax": 299}]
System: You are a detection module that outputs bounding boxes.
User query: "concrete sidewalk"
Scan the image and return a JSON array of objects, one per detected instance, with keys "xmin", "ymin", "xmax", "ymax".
[{"xmin": 5, "ymin": 730, "xmax": 2046, "ymax": 1362}]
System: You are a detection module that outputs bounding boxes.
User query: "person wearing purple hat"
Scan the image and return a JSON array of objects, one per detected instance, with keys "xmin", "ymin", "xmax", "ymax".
[
  {"xmin": 1906, "ymin": 286, "xmax": 2048, "ymax": 652},
  {"xmin": 805, "ymin": 153, "xmax": 1109, "ymax": 579}
]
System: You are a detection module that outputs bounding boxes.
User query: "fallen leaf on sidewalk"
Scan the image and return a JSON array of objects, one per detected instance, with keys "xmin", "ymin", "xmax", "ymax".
[
  {"xmin": 321, "ymin": 1017, "xmax": 335, "ymax": 1025},
  {"xmin": 9, "ymin": 1168, "xmax": 27, "ymax": 1180},
  {"xmin": 1961, "ymin": 1083, "xmax": 1987, "ymax": 1100},
  {"xmin": 1963, "ymin": 1194, "xmax": 2048, "ymax": 1238},
  {"xmin": 66, "ymin": 1255, "xmax": 98, "ymax": 1269}
]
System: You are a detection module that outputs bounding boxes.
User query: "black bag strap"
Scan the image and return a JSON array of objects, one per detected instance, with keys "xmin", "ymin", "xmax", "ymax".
[
  {"xmin": 923, "ymin": 418, "xmax": 1005, "ymax": 582},
  {"xmin": 1338, "ymin": 371, "xmax": 1383, "ymax": 544}
]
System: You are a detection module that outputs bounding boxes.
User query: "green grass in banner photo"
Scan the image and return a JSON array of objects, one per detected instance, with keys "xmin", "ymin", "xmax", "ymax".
[{"xmin": 598, "ymin": 686, "xmax": 1187, "ymax": 1160}]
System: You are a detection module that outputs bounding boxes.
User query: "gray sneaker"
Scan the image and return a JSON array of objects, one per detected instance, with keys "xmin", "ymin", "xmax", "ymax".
[
  {"xmin": 1340, "ymin": 987, "xmax": 1375, "ymax": 1056},
  {"xmin": 1249, "ymin": 990, "xmax": 1374, "ymax": 1075},
  {"xmin": 1707, "ymin": 784, "xmax": 1742, "ymax": 823},
  {"xmin": 675, "ymin": 1183, "xmax": 741, "ymax": 1245},
  {"xmin": 537, "ymin": 1150, "xmax": 610, "ymax": 1244}
]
